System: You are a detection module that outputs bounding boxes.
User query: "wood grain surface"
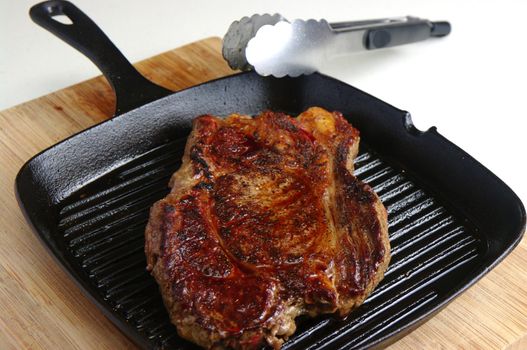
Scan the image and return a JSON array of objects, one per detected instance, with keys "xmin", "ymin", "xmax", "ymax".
[{"xmin": 0, "ymin": 37, "xmax": 525, "ymax": 350}]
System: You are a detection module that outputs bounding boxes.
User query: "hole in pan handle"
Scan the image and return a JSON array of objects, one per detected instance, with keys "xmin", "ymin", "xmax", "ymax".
[{"xmin": 29, "ymin": 0, "xmax": 173, "ymax": 116}]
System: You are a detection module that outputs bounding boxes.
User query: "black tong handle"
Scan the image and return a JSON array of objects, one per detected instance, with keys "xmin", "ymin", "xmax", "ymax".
[
  {"xmin": 364, "ymin": 19, "xmax": 451, "ymax": 50},
  {"xmin": 30, "ymin": 0, "xmax": 172, "ymax": 115}
]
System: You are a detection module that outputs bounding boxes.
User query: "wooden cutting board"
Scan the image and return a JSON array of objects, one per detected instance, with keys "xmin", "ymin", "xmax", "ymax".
[{"xmin": 0, "ymin": 37, "xmax": 526, "ymax": 350}]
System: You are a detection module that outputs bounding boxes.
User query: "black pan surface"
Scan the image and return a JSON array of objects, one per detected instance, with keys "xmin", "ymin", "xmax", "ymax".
[{"xmin": 17, "ymin": 1, "xmax": 525, "ymax": 349}]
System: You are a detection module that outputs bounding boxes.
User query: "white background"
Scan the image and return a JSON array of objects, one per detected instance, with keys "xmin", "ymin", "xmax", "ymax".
[{"xmin": 1, "ymin": 0, "xmax": 526, "ymax": 206}]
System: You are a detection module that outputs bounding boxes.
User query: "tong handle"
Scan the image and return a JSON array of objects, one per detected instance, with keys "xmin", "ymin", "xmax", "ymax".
[
  {"xmin": 364, "ymin": 19, "xmax": 451, "ymax": 50},
  {"xmin": 429, "ymin": 21, "xmax": 451, "ymax": 37},
  {"xmin": 331, "ymin": 16, "xmax": 450, "ymax": 51}
]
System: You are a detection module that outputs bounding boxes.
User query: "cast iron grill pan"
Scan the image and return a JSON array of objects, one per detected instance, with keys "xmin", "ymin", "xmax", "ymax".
[
  {"xmin": 54, "ymin": 142, "xmax": 483, "ymax": 350},
  {"xmin": 17, "ymin": 2, "xmax": 525, "ymax": 349}
]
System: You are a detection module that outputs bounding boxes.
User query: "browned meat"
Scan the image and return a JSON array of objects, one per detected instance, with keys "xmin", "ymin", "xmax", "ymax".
[{"xmin": 145, "ymin": 107, "xmax": 390, "ymax": 349}]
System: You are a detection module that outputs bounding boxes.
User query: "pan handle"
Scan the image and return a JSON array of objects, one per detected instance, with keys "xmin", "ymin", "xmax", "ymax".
[{"xmin": 30, "ymin": 0, "xmax": 172, "ymax": 115}]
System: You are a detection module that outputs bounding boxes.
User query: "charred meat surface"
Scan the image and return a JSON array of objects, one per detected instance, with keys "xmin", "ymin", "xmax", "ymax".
[{"xmin": 145, "ymin": 107, "xmax": 390, "ymax": 349}]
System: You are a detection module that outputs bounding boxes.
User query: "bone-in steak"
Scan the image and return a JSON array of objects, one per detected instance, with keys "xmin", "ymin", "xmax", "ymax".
[{"xmin": 145, "ymin": 107, "xmax": 390, "ymax": 349}]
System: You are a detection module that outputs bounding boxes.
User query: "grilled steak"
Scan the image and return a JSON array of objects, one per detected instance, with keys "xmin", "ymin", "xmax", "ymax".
[{"xmin": 145, "ymin": 107, "xmax": 390, "ymax": 349}]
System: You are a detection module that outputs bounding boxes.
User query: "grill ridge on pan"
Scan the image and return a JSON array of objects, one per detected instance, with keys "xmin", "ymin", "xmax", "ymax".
[{"xmin": 55, "ymin": 142, "xmax": 483, "ymax": 349}]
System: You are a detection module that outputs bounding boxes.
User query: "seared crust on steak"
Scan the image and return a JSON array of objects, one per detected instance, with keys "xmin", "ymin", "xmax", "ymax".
[{"xmin": 145, "ymin": 107, "xmax": 390, "ymax": 349}]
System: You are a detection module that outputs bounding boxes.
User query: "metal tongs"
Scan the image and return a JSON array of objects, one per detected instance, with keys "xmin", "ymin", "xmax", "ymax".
[{"xmin": 223, "ymin": 14, "xmax": 450, "ymax": 77}]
